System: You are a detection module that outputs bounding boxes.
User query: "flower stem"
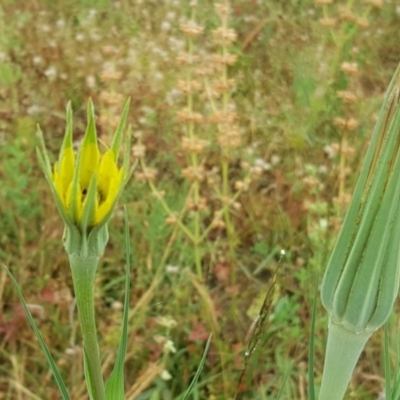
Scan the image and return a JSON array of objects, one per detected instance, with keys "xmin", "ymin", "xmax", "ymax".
[
  {"xmin": 318, "ymin": 319, "xmax": 371, "ymax": 400},
  {"xmin": 187, "ymin": 25, "xmax": 203, "ymax": 281},
  {"xmin": 69, "ymin": 254, "xmax": 106, "ymax": 400}
]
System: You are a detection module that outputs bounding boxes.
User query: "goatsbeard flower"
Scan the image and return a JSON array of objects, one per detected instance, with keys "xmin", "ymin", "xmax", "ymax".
[{"xmin": 37, "ymin": 99, "xmax": 130, "ymax": 257}]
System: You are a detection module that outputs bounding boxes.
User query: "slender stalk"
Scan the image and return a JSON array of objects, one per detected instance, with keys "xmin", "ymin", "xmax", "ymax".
[
  {"xmin": 69, "ymin": 254, "xmax": 106, "ymax": 400},
  {"xmin": 318, "ymin": 320, "xmax": 371, "ymax": 400},
  {"xmin": 186, "ymin": 22, "xmax": 203, "ymax": 280},
  {"xmin": 219, "ymin": 4, "xmax": 238, "ymax": 284},
  {"xmin": 337, "ymin": 131, "xmax": 348, "ymax": 212}
]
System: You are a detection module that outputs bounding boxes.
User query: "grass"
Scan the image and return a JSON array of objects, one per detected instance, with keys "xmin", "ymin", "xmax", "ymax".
[{"xmin": 0, "ymin": 0, "xmax": 398, "ymax": 399}]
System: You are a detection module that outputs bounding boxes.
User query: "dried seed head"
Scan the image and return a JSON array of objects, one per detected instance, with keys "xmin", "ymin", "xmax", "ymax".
[
  {"xmin": 134, "ymin": 172, "xmax": 146, "ymax": 182},
  {"xmin": 331, "ymin": 142, "xmax": 340, "ymax": 154},
  {"xmin": 180, "ymin": 20, "xmax": 204, "ymax": 37},
  {"xmin": 186, "ymin": 196, "xmax": 208, "ymax": 211},
  {"xmin": 240, "ymin": 161, "xmax": 250, "ymax": 170},
  {"xmin": 212, "ymin": 27, "xmax": 237, "ymax": 46},
  {"xmin": 333, "ymin": 117, "xmax": 347, "ymax": 129},
  {"xmin": 132, "ymin": 143, "xmax": 146, "ymax": 158},
  {"xmin": 215, "ymin": 2, "xmax": 231, "ymax": 18},
  {"xmin": 355, "ymin": 17, "xmax": 369, "ymax": 29},
  {"xmin": 165, "ymin": 214, "xmax": 179, "ymax": 225},
  {"xmin": 332, "ymin": 193, "xmax": 352, "ymax": 207},
  {"xmin": 176, "ymin": 52, "xmax": 198, "ymax": 65},
  {"xmin": 100, "ymin": 67, "xmax": 122, "ymax": 82},
  {"xmin": 232, "ymin": 201, "xmax": 241, "ymax": 211},
  {"xmin": 333, "ymin": 117, "xmax": 359, "ymax": 131},
  {"xmin": 99, "ymin": 91, "xmax": 124, "ymax": 107},
  {"xmin": 177, "ymin": 109, "xmax": 204, "ymax": 124},
  {"xmin": 210, "ymin": 111, "xmax": 237, "ymax": 124},
  {"xmin": 155, "ymin": 316, "xmax": 178, "ymax": 329},
  {"xmin": 177, "ymin": 79, "xmax": 202, "ymax": 94},
  {"xmin": 143, "ymin": 168, "xmax": 157, "ymax": 181},
  {"xmin": 235, "ymin": 180, "xmax": 249, "ymax": 191},
  {"xmin": 135, "ymin": 168, "xmax": 157, "ymax": 182},
  {"xmin": 340, "ymin": 62, "xmax": 359, "ymax": 76},
  {"xmin": 181, "ymin": 137, "xmax": 208, "ymax": 153},
  {"xmin": 206, "ymin": 170, "xmax": 221, "ymax": 185},
  {"xmin": 338, "ymin": 8, "xmax": 357, "ymax": 23},
  {"xmin": 195, "ymin": 62, "xmax": 217, "ymax": 77},
  {"xmin": 98, "ymin": 114, "xmax": 121, "ymax": 130},
  {"xmin": 366, "ymin": 0, "xmax": 383, "ymax": 8},
  {"xmin": 250, "ymin": 165, "xmax": 264, "ymax": 176},
  {"xmin": 338, "ymin": 167, "xmax": 351, "ymax": 180},
  {"xmin": 102, "ymin": 45, "xmax": 119, "ymax": 56},
  {"xmin": 212, "ymin": 78, "xmax": 235, "ymax": 95},
  {"xmin": 211, "ymin": 218, "xmax": 225, "ymax": 229},
  {"xmin": 212, "ymin": 53, "xmax": 237, "ymax": 66},
  {"xmin": 302, "ymin": 176, "xmax": 320, "ymax": 188},
  {"xmin": 185, "ymin": 197, "xmax": 194, "ymax": 210},
  {"xmin": 319, "ymin": 17, "xmax": 337, "ymax": 28},
  {"xmin": 345, "ymin": 118, "xmax": 359, "ymax": 131},
  {"xmin": 217, "ymin": 127, "xmax": 242, "ymax": 149},
  {"xmin": 181, "ymin": 165, "xmax": 205, "ymax": 181},
  {"xmin": 337, "ymin": 90, "xmax": 358, "ymax": 104},
  {"xmin": 341, "ymin": 145, "xmax": 355, "ymax": 156}
]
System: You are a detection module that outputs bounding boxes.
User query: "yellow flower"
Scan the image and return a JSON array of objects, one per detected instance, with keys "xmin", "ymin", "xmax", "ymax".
[{"xmin": 38, "ymin": 99, "xmax": 130, "ymax": 233}]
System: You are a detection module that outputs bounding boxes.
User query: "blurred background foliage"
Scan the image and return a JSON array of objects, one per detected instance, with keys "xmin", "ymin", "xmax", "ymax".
[{"xmin": 0, "ymin": 0, "xmax": 398, "ymax": 399}]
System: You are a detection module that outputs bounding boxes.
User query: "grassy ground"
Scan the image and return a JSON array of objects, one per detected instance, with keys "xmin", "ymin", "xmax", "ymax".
[{"xmin": 0, "ymin": 0, "xmax": 398, "ymax": 399}]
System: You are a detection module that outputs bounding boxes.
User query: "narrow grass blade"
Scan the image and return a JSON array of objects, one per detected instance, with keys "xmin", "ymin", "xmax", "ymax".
[
  {"xmin": 275, "ymin": 361, "xmax": 292, "ymax": 400},
  {"xmin": 105, "ymin": 206, "xmax": 131, "ymax": 400},
  {"xmin": 307, "ymin": 278, "xmax": 318, "ymax": 400},
  {"xmin": 178, "ymin": 334, "xmax": 212, "ymax": 400},
  {"xmin": 384, "ymin": 322, "xmax": 392, "ymax": 400},
  {"xmin": 3, "ymin": 264, "xmax": 71, "ymax": 400}
]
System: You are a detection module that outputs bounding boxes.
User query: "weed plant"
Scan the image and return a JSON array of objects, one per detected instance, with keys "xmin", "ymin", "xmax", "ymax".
[{"xmin": 0, "ymin": 0, "xmax": 398, "ymax": 399}]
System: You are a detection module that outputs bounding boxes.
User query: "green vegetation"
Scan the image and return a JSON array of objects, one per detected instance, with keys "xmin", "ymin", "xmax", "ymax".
[{"xmin": 0, "ymin": 0, "xmax": 398, "ymax": 399}]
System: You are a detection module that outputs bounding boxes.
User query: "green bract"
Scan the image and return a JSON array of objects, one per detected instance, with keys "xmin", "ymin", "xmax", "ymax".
[
  {"xmin": 319, "ymin": 63, "xmax": 400, "ymax": 400},
  {"xmin": 321, "ymin": 64, "xmax": 400, "ymax": 333}
]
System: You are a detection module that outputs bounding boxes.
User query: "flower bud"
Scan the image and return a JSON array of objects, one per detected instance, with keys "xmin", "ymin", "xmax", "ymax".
[{"xmin": 37, "ymin": 99, "xmax": 130, "ymax": 257}]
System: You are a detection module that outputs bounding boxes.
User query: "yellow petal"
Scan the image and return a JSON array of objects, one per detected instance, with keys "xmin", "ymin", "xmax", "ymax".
[
  {"xmin": 95, "ymin": 167, "xmax": 124, "ymax": 224},
  {"xmin": 59, "ymin": 147, "xmax": 75, "ymax": 193},
  {"xmin": 52, "ymin": 147, "xmax": 75, "ymax": 207},
  {"xmin": 98, "ymin": 150, "xmax": 118, "ymax": 203},
  {"xmin": 79, "ymin": 142, "xmax": 100, "ymax": 191}
]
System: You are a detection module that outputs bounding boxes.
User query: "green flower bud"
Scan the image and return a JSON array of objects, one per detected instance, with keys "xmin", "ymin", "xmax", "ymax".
[
  {"xmin": 319, "ymin": 64, "xmax": 400, "ymax": 400},
  {"xmin": 321, "ymin": 64, "xmax": 400, "ymax": 334}
]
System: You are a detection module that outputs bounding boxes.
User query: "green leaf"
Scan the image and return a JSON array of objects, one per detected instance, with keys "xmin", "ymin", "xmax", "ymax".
[
  {"xmin": 105, "ymin": 206, "xmax": 131, "ymax": 400},
  {"xmin": 307, "ymin": 278, "xmax": 318, "ymax": 400},
  {"xmin": 3, "ymin": 264, "xmax": 71, "ymax": 400},
  {"xmin": 111, "ymin": 98, "xmax": 131, "ymax": 161},
  {"xmin": 384, "ymin": 322, "xmax": 392, "ymax": 400},
  {"xmin": 36, "ymin": 126, "xmax": 75, "ymax": 230},
  {"xmin": 276, "ymin": 362, "xmax": 292, "ymax": 400},
  {"xmin": 83, "ymin": 99, "xmax": 97, "ymax": 145},
  {"xmin": 178, "ymin": 334, "xmax": 212, "ymax": 400}
]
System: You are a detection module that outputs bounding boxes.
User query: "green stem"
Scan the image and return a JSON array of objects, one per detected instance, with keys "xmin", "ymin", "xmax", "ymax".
[
  {"xmin": 69, "ymin": 254, "xmax": 106, "ymax": 400},
  {"xmin": 318, "ymin": 319, "xmax": 371, "ymax": 400},
  {"xmin": 187, "ymin": 27, "xmax": 203, "ymax": 280},
  {"xmin": 219, "ymin": 8, "xmax": 237, "ymax": 285}
]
